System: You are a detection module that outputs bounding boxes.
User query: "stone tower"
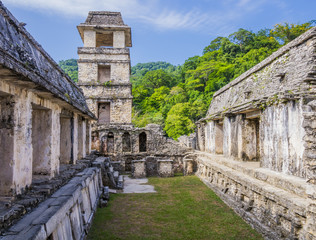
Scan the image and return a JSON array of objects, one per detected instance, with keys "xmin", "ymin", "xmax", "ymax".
[{"xmin": 77, "ymin": 11, "xmax": 132, "ymax": 127}]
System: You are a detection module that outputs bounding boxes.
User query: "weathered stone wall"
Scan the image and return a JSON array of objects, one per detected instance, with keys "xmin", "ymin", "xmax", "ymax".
[
  {"xmin": 78, "ymin": 38, "xmax": 132, "ymax": 126},
  {"xmin": 1, "ymin": 167, "xmax": 102, "ymax": 240},
  {"xmin": 85, "ymin": 96, "xmax": 132, "ymax": 124},
  {"xmin": 0, "ymin": 79, "xmax": 93, "ymax": 195},
  {"xmin": 194, "ymin": 152, "xmax": 315, "ymax": 239},
  {"xmin": 0, "ymin": 3, "xmax": 95, "ymax": 196},
  {"xmin": 194, "ymin": 27, "xmax": 316, "ymax": 239},
  {"xmin": 199, "ymin": 27, "xmax": 316, "ymax": 180},
  {"xmin": 93, "ymin": 124, "xmax": 190, "ymax": 173}
]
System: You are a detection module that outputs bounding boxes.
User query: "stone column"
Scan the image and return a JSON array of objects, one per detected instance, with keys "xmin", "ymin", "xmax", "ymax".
[
  {"xmin": 132, "ymin": 160, "xmax": 146, "ymax": 178},
  {"xmin": 73, "ymin": 113, "xmax": 79, "ymax": 164},
  {"xmin": 157, "ymin": 160, "xmax": 174, "ymax": 177}
]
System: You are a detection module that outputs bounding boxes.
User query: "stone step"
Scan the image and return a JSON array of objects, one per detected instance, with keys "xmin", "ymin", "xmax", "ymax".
[{"xmin": 197, "ymin": 151, "xmax": 313, "ymax": 199}]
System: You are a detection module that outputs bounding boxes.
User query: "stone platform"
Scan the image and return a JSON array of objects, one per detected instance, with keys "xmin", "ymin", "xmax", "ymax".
[{"xmin": 194, "ymin": 151, "xmax": 315, "ymax": 239}]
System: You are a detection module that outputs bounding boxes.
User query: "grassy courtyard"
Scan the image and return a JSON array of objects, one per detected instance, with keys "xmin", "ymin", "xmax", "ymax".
[{"xmin": 88, "ymin": 175, "xmax": 262, "ymax": 240}]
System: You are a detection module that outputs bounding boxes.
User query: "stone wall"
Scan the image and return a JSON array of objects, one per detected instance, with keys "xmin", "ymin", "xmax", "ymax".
[
  {"xmin": 94, "ymin": 124, "xmax": 190, "ymax": 173},
  {"xmin": 198, "ymin": 27, "xmax": 316, "ymax": 180},
  {"xmin": 0, "ymin": 2, "xmax": 95, "ymax": 196},
  {"xmin": 194, "ymin": 152, "xmax": 315, "ymax": 239},
  {"xmin": 1, "ymin": 167, "xmax": 102, "ymax": 240},
  {"xmin": 194, "ymin": 27, "xmax": 316, "ymax": 239},
  {"xmin": 0, "ymin": 2, "xmax": 93, "ymax": 119}
]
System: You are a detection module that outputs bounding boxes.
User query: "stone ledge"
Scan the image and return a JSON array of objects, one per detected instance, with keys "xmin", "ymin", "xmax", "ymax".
[
  {"xmin": 196, "ymin": 157, "xmax": 313, "ymax": 239},
  {"xmin": 197, "ymin": 151, "xmax": 312, "ymax": 199},
  {"xmin": 213, "ymin": 27, "xmax": 316, "ymax": 98},
  {"xmin": 1, "ymin": 167, "xmax": 102, "ymax": 239}
]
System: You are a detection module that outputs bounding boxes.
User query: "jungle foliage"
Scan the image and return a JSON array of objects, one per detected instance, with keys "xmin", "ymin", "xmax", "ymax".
[{"xmin": 59, "ymin": 22, "xmax": 315, "ymax": 140}]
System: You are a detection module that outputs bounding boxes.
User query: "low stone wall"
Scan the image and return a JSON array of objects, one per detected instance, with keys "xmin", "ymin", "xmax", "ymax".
[
  {"xmin": 194, "ymin": 152, "xmax": 316, "ymax": 239},
  {"xmin": 1, "ymin": 167, "xmax": 102, "ymax": 240}
]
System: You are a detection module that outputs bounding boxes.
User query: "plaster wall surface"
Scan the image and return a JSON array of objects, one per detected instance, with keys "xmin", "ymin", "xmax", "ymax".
[
  {"xmin": 83, "ymin": 30, "xmax": 96, "ymax": 47},
  {"xmin": 78, "ymin": 62, "xmax": 130, "ymax": 85},
  {"xmin": 113, "ymin": 31, "xmax": 125, "ymax": 48},
  {"xmin": 199, "ymin": 27, "xmax": 316, "ymax": 179},
  {"xmin": 32, "ymin": 108, "xmax": 53, "ymax": 176},
  {"xmin": 60, "ymin": 117, "xmax": 72, "ymax": 164},
  {"xmin": 261, "ymin": 101, "xmax": 306, "ymax": 177}
]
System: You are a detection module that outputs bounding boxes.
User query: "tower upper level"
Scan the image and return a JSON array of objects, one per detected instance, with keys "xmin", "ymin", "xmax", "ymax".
[{"xmin": 77, "ymin": 11, "xmax": 132, "ymax": 48}]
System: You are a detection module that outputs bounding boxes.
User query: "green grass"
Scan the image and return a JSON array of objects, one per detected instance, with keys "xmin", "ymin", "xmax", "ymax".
[{"xmin": 88, "ymin": 176, "xmax": 263, "ymax": 240}]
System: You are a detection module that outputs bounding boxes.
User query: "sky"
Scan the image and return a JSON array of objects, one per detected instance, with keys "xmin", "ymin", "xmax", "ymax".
[{"xmin": 3, "ymin": 0, "xmax": 316, "ymax": 66}]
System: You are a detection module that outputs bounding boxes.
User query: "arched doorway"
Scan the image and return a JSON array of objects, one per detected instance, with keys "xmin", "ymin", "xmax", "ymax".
[
  {"xmin": 139, "ymin": 132, "xmax": 147, "ymax": 152},
  {"xmin": 122, "ymin": 132, "xmax": 131, "ymax": 152}
]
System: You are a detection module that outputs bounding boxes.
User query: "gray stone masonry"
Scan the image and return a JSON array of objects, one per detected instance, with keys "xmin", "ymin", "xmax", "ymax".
[
  {"xmin": 157, "ymin": 160, "xmax": 174, "ymax": 177},
  {"xmin": 131, "ymin": 160, "xmax": 146, "ymax": 178},
  {"xmin": 194, "ymin": 27, "xmax": 316, "ymax": 239},
  {"xmin": 1, "ymin": 164, "xmax": 102, "ymax": 239},
  {"xmin": 0, "ymin": 154, "xmax": 98, "ymax": 234}
]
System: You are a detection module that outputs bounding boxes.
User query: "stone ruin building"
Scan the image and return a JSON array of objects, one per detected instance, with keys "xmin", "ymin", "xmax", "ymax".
[
  {"xmin": 192, "ymin": 27, "xmax": 316, "ymax": 239},
  {"xmin": 0, "ymin": 0, "xmax": 315, "ymax": 239},
  {"xmin": 77, "ymin": 11, "xmax": 189, "ymax": 175},
  {"xmin": 0, "ymin": 2, "xmax": 101, "ymax": 239}
]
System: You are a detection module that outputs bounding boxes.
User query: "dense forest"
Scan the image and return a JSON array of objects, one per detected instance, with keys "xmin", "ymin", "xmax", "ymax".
[{"xmin": 59, "ymin": 22, "xmax": 315, "ymax": 140}]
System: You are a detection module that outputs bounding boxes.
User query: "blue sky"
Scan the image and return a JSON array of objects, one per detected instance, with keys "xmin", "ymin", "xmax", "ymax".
[{"xmin": 3, "ymin": 0, "xmax": 316, "ymax": 66}]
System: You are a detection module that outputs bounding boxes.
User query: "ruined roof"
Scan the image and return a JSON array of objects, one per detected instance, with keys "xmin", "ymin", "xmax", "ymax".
[
  {"xmin": 0, "ymin": 2, "xmax": 96, "ymax": 119},
  {"xmin": 85, "ymin": 11, "xmax": 126, "ymax": 26},
  {"xmin": 77, "ymin": 11, "xmax": 132, "ymax": 47}
]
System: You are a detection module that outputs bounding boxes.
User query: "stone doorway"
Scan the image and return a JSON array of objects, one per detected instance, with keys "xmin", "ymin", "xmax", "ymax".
[
  {"xmin": 0, "ymin": 93, "xmax": 14, "ymax": 195},
  {"xmin": 32, "ymin": 104, "xmax": 52, "ymax": 177},
  {"xmin": 107, "ymin": 132, "xmax": 114, "ymax": 153}
]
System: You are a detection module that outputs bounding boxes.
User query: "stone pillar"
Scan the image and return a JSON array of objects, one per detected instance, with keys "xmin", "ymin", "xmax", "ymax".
[
  {"xmin": 223, "ymin": 116, "xmax": 231, "ymax": 156},
  {"xmin": 157, "ymin": 160, "xmax": 174, "ymax": 177},
  {"xmin": 60, "ymin": 116, "xmax": 72, "ymax": 164},
  {"xmin": 113, "ymin": 31, "xmax": 125, "ymax": 48},
  {"xmin": 214, "ymin": 120, "xmax": 224, "ymax": 154},
  {"xmin": 82, "ymin": 118, "xmax": 86, "ymax": 158},
  {"xmin": 131, "ymin": 160, "xmax": 146, "ymax": 178},
  {"xmin": 50, "ymin": 107, "xmax": 61, "ymax": 176},
  {"xmin": 77, "ymin": 116, "xmax": 84, "ymax": 159},
  {"xmin": 86, "ymin": 120, "xmax": 91, "ymax": 155},
  {"xmin": 183, "ymin": 159, "xmax": 195, "ymax": 176},
  {"xmin": 83, "ymin": 30, "xmax": 96, "ymax": 47},
  {"xmin": 73, "ymin": 113, "xmax": 79, "ymax": 164}
]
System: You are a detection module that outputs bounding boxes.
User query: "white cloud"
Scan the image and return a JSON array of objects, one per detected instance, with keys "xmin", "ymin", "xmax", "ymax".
[{"xmin": 2, "ymin": 0, "xmax": 284, "ymax": 33}]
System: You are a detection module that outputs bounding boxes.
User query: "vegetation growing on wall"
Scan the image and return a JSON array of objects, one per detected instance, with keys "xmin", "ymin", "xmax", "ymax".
[{"xmin": 59, "ymin": 21, "xmax": 314, "ymax": 140}]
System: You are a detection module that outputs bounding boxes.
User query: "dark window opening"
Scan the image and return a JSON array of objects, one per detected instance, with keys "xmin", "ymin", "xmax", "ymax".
[{"xmin": 139, "ymin": 132, "xmax": 147, "ymax": 152}]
